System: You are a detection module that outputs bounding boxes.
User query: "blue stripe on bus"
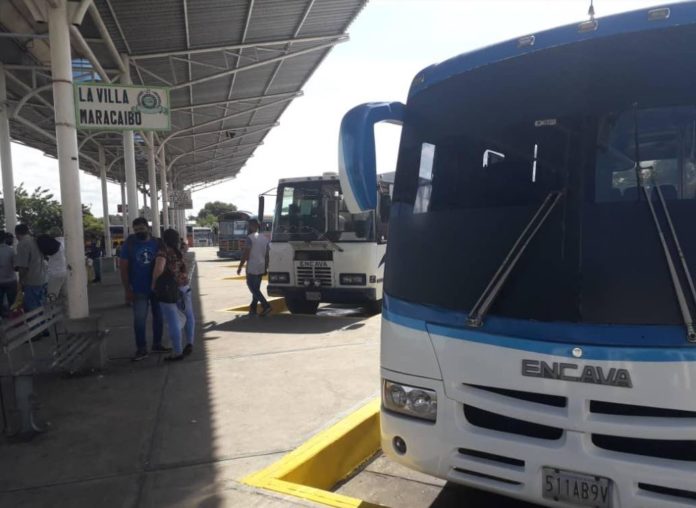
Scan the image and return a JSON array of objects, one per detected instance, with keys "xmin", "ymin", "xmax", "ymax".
[
  {"xmin": 411, "ymin": 2, "xmax": 696, "ymax": 97},
  {"xmin": 382, "ymin": 295, "xmax": 696, "ymax": 361}
]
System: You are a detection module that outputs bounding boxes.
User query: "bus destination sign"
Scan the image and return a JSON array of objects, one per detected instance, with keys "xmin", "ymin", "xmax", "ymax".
[{"xmin": 74, "ymin": 83, "xmax": 170, "ymax": 131}]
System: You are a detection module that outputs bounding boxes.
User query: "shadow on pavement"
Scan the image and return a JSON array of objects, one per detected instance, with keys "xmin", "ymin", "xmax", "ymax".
[
  {"xmin": 207, "ymin": 313, "xmax": 368, "ymax": 335},
  {"xmin": 431, "ymin": 483, "xmax": 542, "ymax": 507},
  {"xmin": 0, "ymin": 255, "xmax": 225, "ymax": 508}
]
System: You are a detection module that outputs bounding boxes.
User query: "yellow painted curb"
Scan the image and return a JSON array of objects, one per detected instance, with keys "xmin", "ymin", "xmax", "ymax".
[
  {"xmin": 222, "ymin": 297, "xmax": 287, "ymax": 314},
  {"xmin": 223, "ymin": 274, "xmax": 268, "ymax": 281},
  {"xmin": 243, "ymin": 398, "xmax": 383, "ymax": 508}
]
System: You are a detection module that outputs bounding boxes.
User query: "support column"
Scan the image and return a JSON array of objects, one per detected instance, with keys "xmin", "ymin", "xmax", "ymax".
[
  {"xmin": 98, "ymin": 146, "xmax": 111, "ymax": 255},
  {"xmin": 159, "ymin": 150, "xmax": 169, "ymax": 229},
  {"xmin": 121, "ymin": 54, "xmax": 138, "ymax": 228},
  {"xmin": 48, "ymin": 0, "xmax": 88, "ymax": 319},
  {"xmin": 0, "ymin": 64, "xmax": 16, "ymax": 233},
  {"xmin": 146, "ymin": 133, "xmax": 161, "ymax": 237}
]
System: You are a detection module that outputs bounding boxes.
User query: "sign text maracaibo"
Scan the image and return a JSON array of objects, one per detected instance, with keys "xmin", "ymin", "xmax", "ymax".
[{"xmin": 77, "ymin": 86, "xmax": 142, "ymax": 126}]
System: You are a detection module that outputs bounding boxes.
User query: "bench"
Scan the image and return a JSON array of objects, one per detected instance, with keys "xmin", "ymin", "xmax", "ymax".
[{"xmin": 0, "ymin": 305, "xmax": 109, "ymax": 439}]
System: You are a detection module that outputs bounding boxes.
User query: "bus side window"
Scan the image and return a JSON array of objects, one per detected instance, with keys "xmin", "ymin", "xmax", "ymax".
[{"xmin": 414, "ymin": 143, "xmax": 435, "ymax": 214}]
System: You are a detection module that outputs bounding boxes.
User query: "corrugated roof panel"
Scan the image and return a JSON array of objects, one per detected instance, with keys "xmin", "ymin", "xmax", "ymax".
[
  {"xmin": 0, "ymin": 0, "xmax": 368, "ymax": 188},
  {"xmin": 245, "ymin": 0, "xmax": 309, "ymax": 42},
  {"xmin": 187, "ymin": 0, "xmax": 249, "ymax": 47}
]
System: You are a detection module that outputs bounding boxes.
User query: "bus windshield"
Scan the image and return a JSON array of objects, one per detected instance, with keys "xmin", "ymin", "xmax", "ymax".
[
  {"xmin": 388, "ymin": 71, "xmax": 696, "ymax": 328},
  {"xmin": 272, "ymin": 180, "xmax": 375, "ymax": 242}
]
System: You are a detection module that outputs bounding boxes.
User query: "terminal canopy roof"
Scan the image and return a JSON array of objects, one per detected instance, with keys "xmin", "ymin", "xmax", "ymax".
[{"xmin": 0, "ymin": 0, "xmax": 367, "ymax": 191}]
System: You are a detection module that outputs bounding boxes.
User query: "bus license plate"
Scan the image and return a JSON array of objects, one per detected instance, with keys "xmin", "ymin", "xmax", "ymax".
[
  {"xmin": 305, "ymin": 291, "xmax": 321, "ymax": 301},
  {"xmin": 542, "ymin": 468, "xmax": 611, "ymax": 508}
]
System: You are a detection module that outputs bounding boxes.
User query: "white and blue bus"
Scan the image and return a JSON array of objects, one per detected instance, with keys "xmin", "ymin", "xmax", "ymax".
[{"xmin": 339, "ymin": 4, "xmax": 696, "ymax": 508}]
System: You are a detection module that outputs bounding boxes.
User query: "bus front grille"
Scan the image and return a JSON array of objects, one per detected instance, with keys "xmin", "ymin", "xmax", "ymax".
[
  {"xmin": 220, "ymin": 239, "xmax": 243, "ymax": 252},
  {"xmin": 463, "ymin": 405, "xmax": 563, "ymax": 441},
  {"xmin": 296, "ymin": 265, "xmax": 333, "ymax": 287},
  {"xmin": 592, "ymin": 434, "xmax": 696, "ymax": 462}
]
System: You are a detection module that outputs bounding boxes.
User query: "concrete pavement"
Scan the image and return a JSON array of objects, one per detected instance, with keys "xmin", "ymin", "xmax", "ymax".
[
  {"xmin": 0, "ymin": 247, "xmax": 540, "ymax": 508},
  {"xmin": 0, "ymin": 247, "xmax": 380, "ymax": 507}
]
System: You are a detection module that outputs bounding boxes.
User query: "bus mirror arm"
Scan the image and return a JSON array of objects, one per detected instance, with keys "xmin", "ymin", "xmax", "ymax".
[{"xmin": 339, "ymin": 102, "xmax": 405, "ymax": 214}]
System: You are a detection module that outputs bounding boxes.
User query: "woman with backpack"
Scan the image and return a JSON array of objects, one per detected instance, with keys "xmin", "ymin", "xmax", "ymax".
[{"xmin": 151, "ymin": 229, "xmax": 195, "ymax": 362}]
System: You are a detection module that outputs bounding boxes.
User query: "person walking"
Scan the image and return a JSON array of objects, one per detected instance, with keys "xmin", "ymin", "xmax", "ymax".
[
  {"xmin": 87, "ymin": 240, "xmax": 103, "ymax": 283},
  {"xmin": 46, "ymin": 227, "xmax": 67, "ymax": 304},
  {"xmin": 152, "ymin": 229, "xmax": 195, "ymax": 362},
  {"xmin": 120, "ymin": 217, "xmax": 169, "ymax": 361},
  {"xmin": 0, "ymin": 232, "xmax": 17, "ymax": 314},
  {"xmin": 237, "ymin": 218, "xmax": 271, "ymax": 316},
  {"xmin": 14, "ymin": 224, "xmax": 47, "ymax": 313}
]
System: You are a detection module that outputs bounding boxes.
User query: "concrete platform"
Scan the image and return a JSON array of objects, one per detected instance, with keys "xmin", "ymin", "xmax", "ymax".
[{"xmin": 0, "ymin": 247, "xmax": 539, "ymax": 507}]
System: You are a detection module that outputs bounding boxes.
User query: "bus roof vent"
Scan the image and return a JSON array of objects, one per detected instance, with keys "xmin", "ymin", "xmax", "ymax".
[{"xmin": 322, "ymin": 171, "xmax": 338, "ymax": 177}]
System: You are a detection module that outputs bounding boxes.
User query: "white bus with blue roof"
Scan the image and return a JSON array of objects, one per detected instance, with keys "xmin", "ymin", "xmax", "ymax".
[{"xmin": 339, "ymin": 3, "xmax": 696, "ymax": 507}]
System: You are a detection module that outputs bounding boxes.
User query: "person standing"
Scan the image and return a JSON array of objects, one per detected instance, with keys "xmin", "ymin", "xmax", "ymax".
[
  {"xmin": 46, "ymin": 227, "xmax": 67, "ymax": 304},
  {"xmin": 120, "ymin": 217, "xmax": 169, "ymax": 361},
  {"xmin": 0, "ymin": 232, "xmax": 17, "ymax": 314},
  {"xmin": 152, "ymin": 229, "xmax": 196, "ymax": 362},
  {"xmin": 237, "ymin": 218, "xmax": 271, "ymax": 316},
  {"xmin": 14, "ymin": 224, "xmax": 47, "ymax": 313},
  {"xmin": 87, "ymin": 240, "xmax": 103, "ymax": 283}
]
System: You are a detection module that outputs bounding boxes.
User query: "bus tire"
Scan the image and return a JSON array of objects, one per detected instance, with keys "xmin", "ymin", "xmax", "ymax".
[
  {"xmin": 285, "ymin": 297, "xmax": 319, "ymax": 315},
  {"xmin": 365, "ymin": 299, "xmax": 382, "ymax": 315}
]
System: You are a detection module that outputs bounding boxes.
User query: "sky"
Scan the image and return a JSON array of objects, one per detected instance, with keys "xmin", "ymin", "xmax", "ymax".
[{"xmin": 8, "ymin": 0, "xmax": 668, "ymax": 217}]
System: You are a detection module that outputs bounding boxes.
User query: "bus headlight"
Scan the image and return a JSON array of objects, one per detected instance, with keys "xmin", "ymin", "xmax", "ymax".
[
  {"xmin": 268, "ymin": 272, "xmax": 290, "ymax": 283},
  {"xmin": 383, "ymin": 380, "xmax": 437, "ymax": 422},
  {"xmin": 340, "ymin": 273, "xmax": 366, "ymax": 285}
]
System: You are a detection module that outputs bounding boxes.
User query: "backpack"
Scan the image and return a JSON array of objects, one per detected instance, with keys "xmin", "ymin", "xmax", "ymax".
[
  {"xmin": 36, "ymin": 234, "xmax": 61, "ymax": 257},
  {"xmin": 154, "ymin": 267, "xmax": 179, "ymax": 303}
]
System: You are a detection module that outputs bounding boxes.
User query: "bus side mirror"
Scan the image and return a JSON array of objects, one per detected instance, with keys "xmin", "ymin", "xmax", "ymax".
[
  {"xmin": 339, "ymin": 102, "xmax": 405, "ymax": 214},
  {"xmin": 354, "ymin": 220, "xmax": 368, "ymax": 239},
  {"xmin": 379, "ymin": 194, "xmax": 392, "ymax": 221},
  {"xmin": 258, "ymin": 195, "xmax": 265, "ymax": 221}
]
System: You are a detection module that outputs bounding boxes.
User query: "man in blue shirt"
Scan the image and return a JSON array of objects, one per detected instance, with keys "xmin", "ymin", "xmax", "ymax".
[{"xmin": 120, "ymin": 217, "xmax": 169, "ymax": 361}]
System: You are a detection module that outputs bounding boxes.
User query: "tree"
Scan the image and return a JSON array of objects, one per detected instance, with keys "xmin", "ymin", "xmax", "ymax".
[
  {"xmin": 197, "ymin": 201, "xmax": 237, "ymax": 221},
  {"xmin": 196, "ymin": 201, "xmax": 237, "ymax": 233},
  {"xmin": 82, "ymin": 206, "xmax": 104, "ymax": 241},
  {"xmin": 0, "ymin": 185, "xmax": 63, "ymax": 234},
  {"xmin": 0, "ymin": 185, "xmax": 103, "ymax": 240}
]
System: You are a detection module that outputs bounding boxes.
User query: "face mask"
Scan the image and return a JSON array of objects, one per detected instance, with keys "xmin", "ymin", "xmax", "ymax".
[{"xmin": 135, "ymin": 232, "xmax": 148, "ymax": 240}]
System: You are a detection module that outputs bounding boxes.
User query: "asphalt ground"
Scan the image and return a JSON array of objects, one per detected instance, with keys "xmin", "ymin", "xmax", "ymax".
[{"xmin": 0, "ymin": 247, "xmax": 540, "ymax": 507}]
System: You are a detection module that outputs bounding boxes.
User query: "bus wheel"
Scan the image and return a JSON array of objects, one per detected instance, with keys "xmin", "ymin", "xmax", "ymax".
[
  {"xmin": 286, "ymin": 297, "xmax": 319, "ymax": 315},
  {"xmin": 365, "ymin": 300, "xmax": 382, "ymax": 315}
]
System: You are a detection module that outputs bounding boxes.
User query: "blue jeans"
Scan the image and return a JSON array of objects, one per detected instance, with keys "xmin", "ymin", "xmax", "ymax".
[
  {"xmin": 180, "ymin": 286, "xmax": 195, "ymax": 345},
  {"xmin": 246, "ymin": 274, "xmax": 269, "ymax": 314},
  {"xmin": 92, "ymin": 257, "xmax": 102, "ymax": 281},
  {"xmin": 23, "ymin": 285, "xmax": 46, "ymax": 312},
  {"xmin": 160, "ymin": 286, "xmax": 195, "ymax": 355},
  {"xmin": 0, "ymin": 281, "xmax": 17, "ymax": 311},
  {"xmin": 133, "ymin": 292, "xmax": 163, "ymax": 352}
]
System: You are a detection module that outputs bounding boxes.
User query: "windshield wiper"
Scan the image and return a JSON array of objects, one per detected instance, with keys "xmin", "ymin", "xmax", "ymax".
[
  {"xmin": 300, "ymin": 226, "xmax": 344, "ymax": 252},
  {"xmin": 643, "ymin": 176, "xmax": 696, "ymax": 342},
  {"xmin": 466, "ymin": 191, "xmax": 564, "ymax": 328},
  {"xmin": 631, "ymin": 105, "xmax": 696, "ymax": 342}
]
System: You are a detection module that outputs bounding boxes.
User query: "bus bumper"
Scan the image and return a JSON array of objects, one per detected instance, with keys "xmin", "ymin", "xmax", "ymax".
[
  {"xmin": 267, "ymin": 286, "xmax": 377, "ymax": 303},
  {"xmin": 380, "ymin": 367, "xmax": 696, "ymax": 508},
  {"xmin": 217, "ymin": 251, "xmax": 242, "ymax": 259}
]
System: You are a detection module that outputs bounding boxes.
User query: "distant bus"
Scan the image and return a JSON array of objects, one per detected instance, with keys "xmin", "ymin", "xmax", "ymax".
[
  {"xmin": 217, "ymin": 211, "xmax": 271, "ymax": 259},
  {"xmin": 109, "ymin": 225, "xmax": 125, "ymax": 243},
  {"xmin": 192, "ymin": 226, "xmax": 213, "ymax": 247}
]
